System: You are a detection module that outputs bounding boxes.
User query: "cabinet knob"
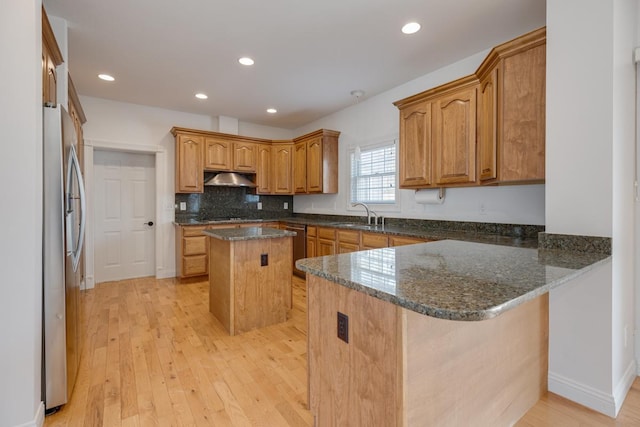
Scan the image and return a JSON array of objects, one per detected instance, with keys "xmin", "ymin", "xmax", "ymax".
[{"xmin": 144, "ymin": 221, "xmax": 154, "ymax": 226}]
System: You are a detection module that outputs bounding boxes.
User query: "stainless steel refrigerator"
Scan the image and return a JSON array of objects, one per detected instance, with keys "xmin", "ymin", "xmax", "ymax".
[{"xmin": 42, "ymin": 104, "xmax": 86, "ymax": 411}]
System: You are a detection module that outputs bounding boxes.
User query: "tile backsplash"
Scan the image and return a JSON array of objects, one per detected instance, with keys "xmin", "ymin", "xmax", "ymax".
[{"xmin": 175, "ymin": 186, "xmax": 293, "ymax": 221}]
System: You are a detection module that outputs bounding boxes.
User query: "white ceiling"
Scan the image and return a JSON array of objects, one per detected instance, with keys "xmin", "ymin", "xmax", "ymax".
[{"xmin": 43, "ymin": 0, "xmax": 546, "ymax": 130}]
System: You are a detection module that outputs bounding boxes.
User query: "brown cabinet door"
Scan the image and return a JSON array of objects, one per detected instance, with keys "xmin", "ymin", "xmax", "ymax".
[
  {"xmin": 176, "ymin": 134, "xmax": 204, "ymax": 193},
  {"xmin": 388, "ymin": 235, "xmax": 428, "ymax": 247},
  {"xmin": 233, "ymin": 142, "xmax": 257, "ymax": 172},
  {"xmin": 272, "ymin": 144, "xmax": 294, "ymax": 194},
  {"xmin": 307, "ymin": 236, "xmax": 317, "ymax": 258},
  {"xmin": 204, "ymin": 138, "xmax": 232, "ymax": 171},
  {"xmin": 294, "ymin": 141, "xmax": 307, "ymax": 193},
  {"xmin": 499, "ymin": 44, "xmax": 546, "ymax": 182},
  {"xmin": 361, "ymin": 232, "xmax": 389, "ymax": 249},
  {"xmin": 433, "ymin": 86, "xmax": 477, "ymax": 185},
  {"xmin": 256, "ymin": 145, "xmax": 272, "ymax": 194},
  {"xmin": 399, "ymin": 101, "xmax": 432, "ymax": 188},
  {"xmin": 478, "ymin": 68, "xmax": 498, "ymax": 182},
  {"xmin": 306, "ymin": 137, "xmax": 323, "ymax": 193}
]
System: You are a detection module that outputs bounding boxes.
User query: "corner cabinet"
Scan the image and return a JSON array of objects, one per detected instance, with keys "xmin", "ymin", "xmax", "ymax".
[
  {"xmin": 477, "ymin": 28, "xmax": 546, "ymax": 184},
  {"xmin": 293, "ymin": 129, "xmax": 340, "ymax": 194},
  {"xmin": 394, "ymin": 27, "xmax": 546, "ymax": 189}
]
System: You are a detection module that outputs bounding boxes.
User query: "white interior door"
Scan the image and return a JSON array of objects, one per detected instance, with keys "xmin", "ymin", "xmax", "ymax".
[{"xmin": 94, "ymin": 150, "xmax": 155, "ymax": 283}]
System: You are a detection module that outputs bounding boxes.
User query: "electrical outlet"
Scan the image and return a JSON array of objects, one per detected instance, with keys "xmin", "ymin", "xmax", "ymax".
[
  {"xmin": 260, "ymin": 253, "xmax": 268, "ymax": 266},
  {"xmin": 337, "ymin": 312, "xmax": 349, "ymax": 343},
  {"xmin": 179, "ymin": 202, "xmax": 186, "ymax": 211},
  {"xmin": 257, "ymin": 202, "xmax": 263, "ymax": 210},
  {"xmin": 284, "ymin": 202, "xmax": 289, "ymax": 210}
]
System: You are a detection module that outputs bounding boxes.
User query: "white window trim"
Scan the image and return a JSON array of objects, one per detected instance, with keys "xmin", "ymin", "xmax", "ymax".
[{"xmin": 347, "ymin": 137, "xmax": 400, "ymax": 213}]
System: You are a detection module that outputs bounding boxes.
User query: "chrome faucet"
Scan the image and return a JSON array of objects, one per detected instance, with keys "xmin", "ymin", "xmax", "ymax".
[{"xmin": 352, "ymin": 202, "xmax": 375, "ymax": 225}]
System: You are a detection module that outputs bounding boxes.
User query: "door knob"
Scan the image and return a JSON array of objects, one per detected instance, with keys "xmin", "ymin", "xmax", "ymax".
[{"xmin": 145, "ymin": 221, "xmax": 154, "ymax": 226}]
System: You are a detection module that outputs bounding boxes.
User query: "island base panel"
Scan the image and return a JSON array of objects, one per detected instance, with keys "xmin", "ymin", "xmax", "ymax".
[
  {"xmin": 403, "ymin": 294, "xmax": 548, "ymax": 426},
  {"xmin": 307, "ymin": 275, "xmax": 548, "ymax": 426},
  {"xmin": 209, "ymin": 236, "xmax": 291, "ymax": 335}
]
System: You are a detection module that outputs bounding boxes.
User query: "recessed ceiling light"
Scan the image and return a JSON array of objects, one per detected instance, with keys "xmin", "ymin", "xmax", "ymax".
[
  {"xmin": 238, "ymin": 57, "xmax": 255, "ymax": 66},
  {"xmin": 266, "ymin": 108, "xmax": 277, "ymax": 114},
  {"xmin": 195, "ymin": 93, "xmax": 208, "ymax": 99},
  {"xmin": 98, "ymin": 74, "xmax": 115, "ymax": 81},
  {"xmin": 401, "ymin": 22, "xmax": 421, "ymax": 35}
]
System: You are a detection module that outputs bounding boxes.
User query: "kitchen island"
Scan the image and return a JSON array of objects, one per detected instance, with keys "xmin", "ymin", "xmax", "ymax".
[
  {"xmin": 204, "ymin": 227, "xmax": 295, "ymax": 335},
  {"xmin": 296, "ymin": 240, "xmax": 609, "ymax": 426}
]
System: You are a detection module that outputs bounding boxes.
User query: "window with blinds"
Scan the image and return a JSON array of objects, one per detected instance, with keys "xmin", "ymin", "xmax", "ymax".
[{"xmin": 350, "ymin": 141, "xmax": 397, "ymax": 204}]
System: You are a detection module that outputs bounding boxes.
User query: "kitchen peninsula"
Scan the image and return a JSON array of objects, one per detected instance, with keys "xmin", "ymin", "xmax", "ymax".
[
  {"xmin": 297, "ymin": 240, "xmax": 610, "ymax": 426},
  {"xmin": 205, "ymin": 226, "xmax": 295, "ymax": 335}
]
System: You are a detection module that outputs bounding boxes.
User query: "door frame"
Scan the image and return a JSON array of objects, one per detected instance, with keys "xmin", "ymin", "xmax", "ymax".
[{"xmin": 84, "ymin": 139, "xmax": 166, "ymax": 289}]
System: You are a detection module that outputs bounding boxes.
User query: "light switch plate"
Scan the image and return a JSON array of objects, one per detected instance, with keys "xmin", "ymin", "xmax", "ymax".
[
  {"xmin": 179, "ymin": 202, "xmax": 186, "ymax": 211},
  {"xmin": 284, "ymin": 202, "xmax": 289, "ymax": 209},
  {"xmin": 257, "ymin": 202, "xmax": 263, "ymax": 210}
]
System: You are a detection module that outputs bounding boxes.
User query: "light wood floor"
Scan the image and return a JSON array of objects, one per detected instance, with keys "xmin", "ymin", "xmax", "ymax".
[{"xmin": 45, "ymin": 275, "xmax": 640, "ymax": 427}]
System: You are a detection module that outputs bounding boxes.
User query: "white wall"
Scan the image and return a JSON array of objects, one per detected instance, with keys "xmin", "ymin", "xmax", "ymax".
[
  {"xmin": 546, "ymin": 0, "xmax": 637, "ymax": 417},
  {"xmin": 0, "ymin": 1, "xmax": 45, "ymax": 426},
  {"xmin": 292, "ymin": 50, "xmax": 545, "ymax": 225},
  {"xmin": 79, "ymin": 96, "xmax": 294, "ymax": 279}
]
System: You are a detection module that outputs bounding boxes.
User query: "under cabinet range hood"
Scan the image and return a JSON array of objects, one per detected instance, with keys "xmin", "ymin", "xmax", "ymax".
[{"xmin": 204, "ymin": 172, "xmax": 257, "ymax": 187}]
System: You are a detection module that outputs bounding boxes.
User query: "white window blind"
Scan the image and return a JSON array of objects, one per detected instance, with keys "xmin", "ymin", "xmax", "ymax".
[{"xmin": 350, "ymin": 141, "xmax": 396, "ymax": 204}]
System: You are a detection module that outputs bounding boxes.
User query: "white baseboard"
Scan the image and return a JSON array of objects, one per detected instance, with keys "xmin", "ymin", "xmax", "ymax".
[
  {"xmin": 548, "ymin": 371, "xmax": 616, "ymax": 417},
  {"xmin": 613, "ymin": 360, "xmax": 637, "ymax": 416},
  {"xmin": 13, "ymin": 402, "xmax": 44, "ymax": 427},
  {"xmin": 84, "ymin": 275, "xmax": 95, "ymax": 289},
  {"xmin": 157, "ymin": 269, "xmax": 175, "ymax": 279}
]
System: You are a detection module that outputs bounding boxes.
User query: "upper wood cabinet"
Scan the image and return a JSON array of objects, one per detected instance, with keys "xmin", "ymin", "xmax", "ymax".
[
  {"xmin": 477, "ymin": 28, "xmax": 546, "ymax": 184},
  {"xmin": 171, "ymin": 127, "xmax": 339, "ymax": 194},
  {"xmin": 399, "ymin": 101, "xmax": 432, "ymax": 188},
  {"xmin": 204, "ymin": 138, "xmax": 232, "ymax": 171},
  {"xmin": 478, "ymin": 68, "xmax": 498, "ymax": 181},
  {"xmin": 233, "ymin": 141, "xmax": 257, "ymax": 172},
  {"xmin": 395, "ymin": 76, "xmax": 478, "ymax": 189},
  {"xmin": 293, "ymin": 129, "xmax": 340, "ymax": 194},
  {"xmin": 432, "ymin": 85, "xmax": 477, "ymax": 185},
  {"xmin": 42, "ymin": 7, "xmax": 63, "ymax": 106},
  {"xmin": 272, "ymin": 143, "xmax": 294, "ymax": 194},
  {"xmin": 68, "ymin": 75, "xmax": 87, "ymax": 171},
  {"xmin": 293, "ymin": 141, "xmax": 307, "ymax": 193},
  {"xmin": 256, "ymin": 144, "xmax": 272, "ymax": 194},
  {"xmin": 394, "ymin": 27, "xmax": 546, "ymax": 189},
  {"xmin": 175, "ymin": 134, "xmax": 204, "ymax": 193}
]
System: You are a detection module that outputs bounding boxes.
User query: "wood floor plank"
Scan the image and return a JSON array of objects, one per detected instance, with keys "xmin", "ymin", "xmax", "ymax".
[{"xmin": 45, "ymin": 275, "xmax": 640, "ymax": 426}]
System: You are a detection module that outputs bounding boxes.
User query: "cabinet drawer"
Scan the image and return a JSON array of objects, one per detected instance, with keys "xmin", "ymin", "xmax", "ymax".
[
  {"xmin": 317, "ymin": 227, "xmax": 336, "ymax": 240},
  {"xmin": 183, "ymin": 226, "xmax": 207, "ymax": 237},
  {"xmin": 338, "ymin": 242, "xmax": 360, "ymax": 254},
  {"xmin": 307, "ymin": 226, "xmax": 317, "ymax": 237},
  {"xmin": 361, "ymin": 232, "xmax": 389, "ymax": 249},
  {"xmin": 183, "ymin": 235, "xmax": 207, "ymax": 255},
  {"xmin": 388, "ymin": 236, "xmax": 428, "ymax": 247},
  {"xmin": 182, "ymin": 255, "xmax": 208, "ymax": 276},
  {"xmin": 337, "ymin": 230, "xmax": 359, "ymax": 244}
]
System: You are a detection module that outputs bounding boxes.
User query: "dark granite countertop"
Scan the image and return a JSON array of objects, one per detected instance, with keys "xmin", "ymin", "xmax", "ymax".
[
  {"xmin": 175, "ymin": 216, "xmax": 538, "ymax": 249},
  {"xmin": 203, "ymin": 226, "xmax": 295, "ymax": 241},
  {"xmin": 296, "ymin": 240, "xmax": 610, "ymax": 321}
]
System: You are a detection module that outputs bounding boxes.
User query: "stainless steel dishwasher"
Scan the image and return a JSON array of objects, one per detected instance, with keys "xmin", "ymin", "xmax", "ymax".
[{"xmin": 284, "ymin": 223, "xmax": 306, "ymax": 278}]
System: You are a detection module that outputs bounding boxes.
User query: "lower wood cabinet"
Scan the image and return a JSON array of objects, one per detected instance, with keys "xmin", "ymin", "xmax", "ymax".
[
  {"xmin": 306, "ymin": 226, "xmax": 317, "ymax": 258},
  {"xmin": 337, "ymin": 230, "xmax": 360, "ymax": 254},
  {"xmin": 360, "ymin": 232, "xmax": 389, "ymax": 250},
  {"xmin": 316, "ymin": 227, "xmax": 337, "ymax": 256},
  {"xmin": 176, "ymin": 222, "xmax": 277, "ymax": 279}
]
